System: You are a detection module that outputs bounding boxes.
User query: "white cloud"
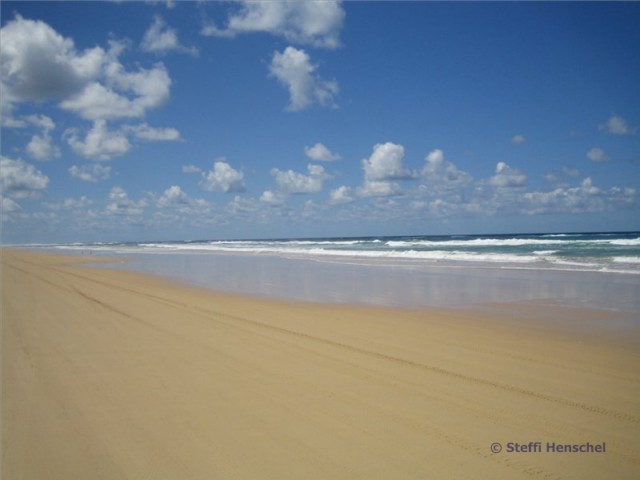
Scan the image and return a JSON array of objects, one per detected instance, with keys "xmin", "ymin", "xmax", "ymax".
[
  {"xmin": 271, "ymin": 163, "xmax": 327, "ymax": 194},
  {"xmin": 106, "ymin": 186, "xmax": 146, "ymax": 216},
  {"xmin": 1, "ymin": 15, "xmax": 174, "ymax": 128},
  {"xmin": 202, "ymin": 0, "xmax": 345, "ymax": 49},
  {"xmin": 227, "ymin": 195, "xmax": 259, "ymax": 215},
  {"xmin": 260, "ymin": 190, "xmax": 286, "ymax": 206},
  {"xmin": 421, "ymin": 149, "xmax": 472, "ymax": 190},
  {"xmin": 0, "ymin": 15, "xmax": 172, "ymax": 121},
  {"xmin": 26, "ymin": 131, "xmax": 61, "ymax": 162},
  {"xmin": 563, "ymin": 166, "xmax": 581, "ymax": 178},
  {"xmin": 141, "ymin": 16, "xmax": 197, "ymax": 55},
  {"xmin": 521, "ymin": 178, "xmax": 635, "ymax": 215},
  {"xmin": 65, "ymin": 120, "xmax": 131, "ymax": 160},
  {"xmin": 329, "ymin": 185, "xmax": 353, "ymax": 204},
  {"xmin": 357, "ymin": 180, "xmax": 401, "ymax": 198},
  {"xmin": 182, "ymin": 164, "xmax": 202, "ymax": 174},
  {"xmin": 145, "ymin": 0, "xmax": 176, "ymax": 9},
  {"xmin": 61, "ymin": 62, "xmax": 171, "ymax": 120},
  {"xmin": 69, "ymin": 164, "xmax": 111, "ymax": 183},
  {"xmin": 599, "ymin": 114, "xmax": 635, "ymax": 136},
  {"xmin": 356, "ymin": 143, "xmax": 415, "ymax": 198},
  {"xmin": 269, "ymin": 46, "xmax": 338, "ymax": 111},
  {"xmin": 59, "ymin": 82, "xmax": 133, "ymax": 120},
  {"xmin": 511, "ymin": 134, "xmax": 526, "ymax": 145},
  {"xmin": 0, "ymin": 156, "xmax": 49, "ymax": 198},
  {"xmin": 149, "ymin": 186, "xmax": 215, "ymax": 228},
  {"xmin": 489, "ymin": 162, "xmax": 527, "ymax": 188},
  {"xmin": 545, "ymin": 165, "xmax": 582, "ymax": 184},
  {"xmin": 25, "ymin": 115, "xmax": 60, "ymax": 161},
  {"xmin": 586, "ymin": 147, "xmax": 611, "ymax": 163},
  {"xmin": 124, "ymin": 123, "xmax": 181, "ymax": 141},
  {"xmin": 156, "ymin": 185, "xmax": 189, "ymax": 207},
  {"xmin": 63, "ymin": 196, "xmax": 93, "ymax": 209},
  {"xmin": 155, "ymin": 185, "xmax": 196, "ymax": 208},
  {"xmin": 0, "ymin": 16, "xmax": 102, "ymax": 103},
  {"xmin": 305, "ymin": 142, "xmax": 341, "ymax": 161},
  {"xmin": 200, "ymin": 159, "xmax": 246, "ymax": 193},
  {"xmin": 362, "ymin": 142, "xmax": 415, "ymax": 181},
  {"xmin": 1, "ymin": 196, "xmax": 21, "ymax": 214},
  {"xmin": 26, "ymin": 114, "xmax": 55, "ymax": 131}
]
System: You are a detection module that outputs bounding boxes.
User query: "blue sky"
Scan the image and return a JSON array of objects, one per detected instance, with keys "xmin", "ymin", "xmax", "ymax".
[{"xmin": 1, "ymin": 1, "xmax": 639, "ymax": 244}]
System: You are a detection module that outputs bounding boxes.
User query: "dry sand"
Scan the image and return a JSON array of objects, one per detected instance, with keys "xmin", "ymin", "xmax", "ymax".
[{"xmin": 2, "ymin": 249, "xmax": 639, "ymax": 479}]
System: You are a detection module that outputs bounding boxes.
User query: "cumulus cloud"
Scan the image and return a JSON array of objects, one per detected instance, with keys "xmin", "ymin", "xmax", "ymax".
[
  {"xmin": 511, "ymin": 134, "xmax": 526, "ymax": 145},
  {"xmin": 599, "ymin": 114, "xmax": 635, "ymax": 136},
  {"xmin": 545, "ymin": 165, "xmax": 582, "ymax": 184},
  {"xmin": 106, "ymin": 186, "xmax": 147, "ymax": 216},
  {"xmin": 362, "ymin": 142, "xmax": 415, "ymax": 182},
  {"xmin": 25, "ymin": 114, "xmax": 55, "ymax": 131},
  {"xmin": 63, "ymin": 196, "xmax": 93, "ymax": 210},
  {"xmin": 1, "ymin": 195, "xmax": 22, "ymax": 216},
  {"xmin": 65, "ymin": 120, "xmax": 131, "ymax": 160},
  {"xmin": 155, "ymin": 185, "xmax": 190, "ymax": 207},
  {"xmin": 26, "ymin": 129, "xmax": 61, "ymax": 162},
  {"xmin": 329, "ymin": 185, "xmax": 353, "ymax": 204},
  {"xmin": 260, "ymin": 190, "xmax": 286, "ymax": 206},
  {"xmin": 154, "ymin": 186, "xmax": 213, "ymax": 212},
  {"xmin": 202, "ymin": 0, "xmax": 345, "ymax": 49},
  {"xmin": 489, "ymin": 162, "xmax": 527, "ymax": 188},
  {"xmin": 421, "ymin": 149, "xmax": 472, "ymax": 190},
  {"xmin": 123, "ymin": 122, "xmax": 181, "ymax": 141},
  {"xmin": 0, "ymin": 16, "xmax": 102, "ymax": 103},
  {"xmin": 200, "ymin": 159, "xmax": 246, "ymax": 193},
  {"xmin": 356, "ymin": 143, "xmax": 416, "ymax": 198},
  {"xmin": 182, "ymin": 164, "xmax": 202, "ymax": 174},
  {"xmin": 141, "ymin": 16, "xmax": 197, "ymax": 55},
  {"xmin": 69, "ymin": 164, "xmax": 111, "ymax": 183},
  {"xmin": 304, "ymin": 142, "xmax": 341, "ymax": 161},
  {"xmin": 149, "ymin": 186, "xmax": 214, "ymax": 227},
  {"xmin": 563, "ymin": 166, "xmax": 581, "ymax": 178},
  {"xmin": 60, "ymin": 62, "xmax": 171, "ymax": 120},
  {"xmin": 1, "ymin": 15, "xmax": 172, "ymax": 122},
  {"xmin": 271, "ymin": 163, "xmax": 328, "ymax": 194},
  {"xmin": 586, "ymin": 147, "xmax": 611, "ymax": 163},
  {"xmin": 0, "ymin": 156, "xmax": 49, "ymax": 198},
  {"xmin": 269, "ymin": 46, "xmax": 338, "ymax": 111},
  {"xmin": 521, "ymin": 178, "xmax": 635, "ymax": 215},
  {"xmin": 357, "ymin": 180, "xmax": 401, "ymax": 198}
]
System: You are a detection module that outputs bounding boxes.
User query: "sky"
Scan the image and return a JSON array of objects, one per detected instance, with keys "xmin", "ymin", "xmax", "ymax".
[{"xmin": 1, "ymin": 1, "xmax": 639, "ymax": 244}]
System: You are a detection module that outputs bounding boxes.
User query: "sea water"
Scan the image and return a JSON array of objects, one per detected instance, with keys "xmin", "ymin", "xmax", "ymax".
[{"xmin": 42, "ymin": 231, "xmax": 640, "ymax": 314}]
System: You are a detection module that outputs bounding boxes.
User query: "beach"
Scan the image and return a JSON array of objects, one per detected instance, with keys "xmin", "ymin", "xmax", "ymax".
[{"xmin": 2, "ymin": 249, "xmax": 640, "ymax": 479}]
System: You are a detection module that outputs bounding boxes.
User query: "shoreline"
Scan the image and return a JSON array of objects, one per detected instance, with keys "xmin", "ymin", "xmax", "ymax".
[
  {"xmin": 3, "ymin": 249, "xmax": 640, "ymax": 479},
  {"xmin": 63, "ymin": 247, "xmax": 640, "ymax": 316}
]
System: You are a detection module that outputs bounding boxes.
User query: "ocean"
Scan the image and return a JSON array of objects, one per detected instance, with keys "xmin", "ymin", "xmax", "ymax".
[
  {"xmin": 52, "ymin": 231, "xmax": 640, "ymax": 275},
  {"xmin": 36, "ymin": 231, "xmax": 640, "ymax": 315}
]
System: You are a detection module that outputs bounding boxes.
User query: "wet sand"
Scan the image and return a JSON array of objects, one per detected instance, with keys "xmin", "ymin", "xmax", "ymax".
[
  {"xmin": 2, "ymin": 249, "xmax": 639, "ymax": 479},
  {"xmin": 64, "ymin": 249, "xmax": 640, "ymax": 312}
]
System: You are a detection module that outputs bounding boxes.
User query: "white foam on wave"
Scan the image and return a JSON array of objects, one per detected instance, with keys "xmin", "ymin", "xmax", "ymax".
[
  {"xmin": 303, "ymin": 248, "xmax": 542, "ymax": 263},
  {"xmin": 613, "ymin": 256, "xmax": 640, "ymax": 264},
  {"xmin": 387, "ymin": 238, "xmax": 567, "ymax": 247},
  {"xmin": 47, "ymin": 235, "xmax": 640, "ymax": 275},
  {"xmin": 386, "ymin": 237, "xmax": 640, "ymax": 248},
  {"xmin": 609, "ymin": 238, "xmax": 640, "ymax": 246}
]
